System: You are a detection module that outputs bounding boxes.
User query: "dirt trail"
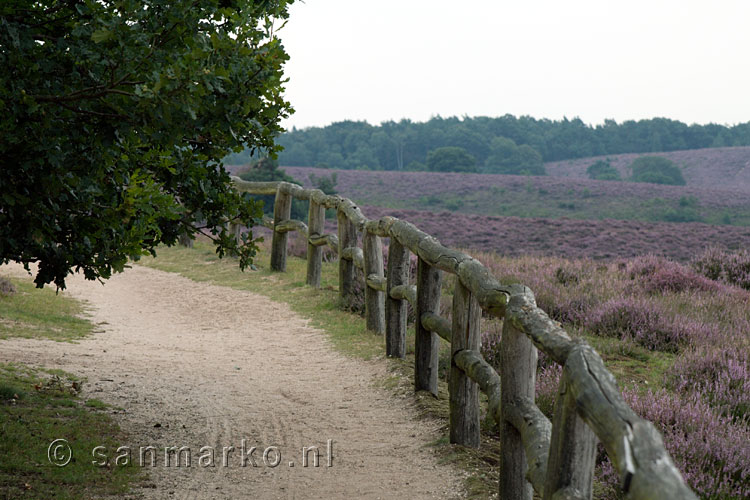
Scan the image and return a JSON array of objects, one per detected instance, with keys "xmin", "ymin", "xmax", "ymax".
[{"xmin": 0, "ymin": 264, "xmax": 464, "ymax": 499}]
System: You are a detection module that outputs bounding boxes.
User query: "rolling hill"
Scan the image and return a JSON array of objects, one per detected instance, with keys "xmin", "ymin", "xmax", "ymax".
[
  {"xmin": 544, "ymin": 146, "xmax": 750, "ymax": 192},
  {"xmin": 227, "ymin": 146, "xmax": 750, "ymax": 260}
]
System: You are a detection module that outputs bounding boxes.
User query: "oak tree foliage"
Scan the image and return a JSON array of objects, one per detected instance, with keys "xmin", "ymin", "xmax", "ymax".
[{"xmin": 0, "ymin": 0, "xmax": 294, "ymax": 288}]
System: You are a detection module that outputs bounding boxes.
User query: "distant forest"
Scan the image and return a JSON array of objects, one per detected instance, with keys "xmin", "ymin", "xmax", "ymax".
[{"xmin": 226, "ymin": 115, "xmax": 750, "ymax": 172}]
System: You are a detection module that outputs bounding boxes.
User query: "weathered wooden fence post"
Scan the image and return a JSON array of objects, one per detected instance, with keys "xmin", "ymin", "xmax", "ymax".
[
  {"xmin": 337, "ymin": 210, "xmax": 357, "ymax": 305},
  {"xmin": 270, "ymin": 187, "xmax": 292, "ymax": 272},
  {"xmin": 385, "ymin": 239, "xmax": 409, "ymax": 357},
  {"xmin": 415, "ymin": 257, "xmax": 441, "ymax": 395},
  {"xmin": 363, "ymin": 231, "xmax": 385, "ymax": 334},
  {"xmin": 500, "ymin": 298, "xmax": 538, "ymax": 500},
  {"xmin": 306, "ymin": 198, "xmax": 325, "ymax": 288},
  {"xmin": 178, "ymin": 230, "xmax": 193, "ymax": 248},
  {"xmin": 543, "ymin": 364, "xmax": 597, "ymax": 500},
  {"xmin": 450, "ymin": 280, "xmax": 481, "ymax": 447},
  {"xmin": 230, "ymin": 222, "xmax": 242, "ymax": 245}
]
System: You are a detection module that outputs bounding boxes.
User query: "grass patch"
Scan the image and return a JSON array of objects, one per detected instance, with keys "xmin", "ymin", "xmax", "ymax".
[
  {"xmin": 0, "ymin": 363, "xmax": 138, "ymax": 499},
  {"xmin": 584, "ymin": 334, "xmax": 675, "ymax": 389},
  {"xmin": 0, "ymin": 278, "xmax": 92, "ymax": 342}
]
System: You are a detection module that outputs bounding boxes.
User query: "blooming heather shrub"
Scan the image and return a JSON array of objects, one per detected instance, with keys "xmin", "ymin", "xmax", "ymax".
[
  {"xmin": 554, "ymin": 266, "xmax": 580, "ymax": 285},
  {"xmin": 544, "ymin": 295, "xmax": 597, "ymax": 325},
  {"xmin": 474, "ymin": 253, "xmax": 610, "ymax": 325},
  {"xmin": 286, "ymin": 231, "xmax": 308, "ymax": 259},
  {"xmin": 597, "ymin": 389, "xmax": 750, "ymax": 499},
  {"xmin": 535, "ymin": 362, "xmax": 562, "ymax": 419},
  {"xmin": 625, "ymin": 254, "xmax": 720, "ymax": 294},
  {"xmin": 480, "ymin": 329, "xmax": 502, "ymax": 370},
  {"xmin": 692, "ymin": 247, "xmax": 750, "ymax": 291},
  {"xmin": 668, "ymin": 343, "xmax": 750, "ymax": 421},
  {"xmin": 584, "ymin": 298, "xmax": 687, "ymax": 352},
  {"xmin": 0, "ymin": 276, "xmax": 16, "ymax": 296}
]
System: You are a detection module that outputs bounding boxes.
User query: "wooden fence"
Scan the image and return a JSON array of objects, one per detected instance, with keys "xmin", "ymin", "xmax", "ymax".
[{"xmin": 231, "ymin": 177, "xmax": 697, "ymax": 500}]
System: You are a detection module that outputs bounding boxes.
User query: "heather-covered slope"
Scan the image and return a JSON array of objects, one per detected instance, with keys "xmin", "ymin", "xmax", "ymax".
[
  {"xmin": 473, "ymin": 251, "xmax": 750, "ymax": 499},
  {"xmin": 282, "ymin": 166, "xmax": 750, "ymax": 227},
  {"xmin": 545, "ymin": 146, "xmax": 750, "ymax": 192}
]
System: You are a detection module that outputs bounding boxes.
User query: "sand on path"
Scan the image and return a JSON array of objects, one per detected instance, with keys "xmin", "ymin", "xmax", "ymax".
[{"xmin": 0, "ymin": 264, "xmax": 464, "ymax": 499}]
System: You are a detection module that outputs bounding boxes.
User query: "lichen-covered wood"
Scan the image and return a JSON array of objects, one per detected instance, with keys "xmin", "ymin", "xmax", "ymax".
[
  {"xmin": 306, "ymin": 199, "xmax": 325, "ymax": 288},
  {"xmin": 275, "ymin": 219, "xmax": 308, "ymax": 235},
  {"xmin": 365, "ymin": 216, "xmax": 395, "ymax": 237},
  {"xmin": 504, "ymin": 396, "xmax": 552, "ymax": 496},
  {"xmin": 563, "ymin": 344, "xmax": 697, "ymax": 500},
  {"xmin": 363, "ymin": 232, "xmax": 385, "ymax": 334},
  {"xmin": 544, "ymin": 367, "xmax": 597, "ymax": 500},
  {"xmin": 342, "ymin": 246, "xmax": 364, "ymax": 271},
  {"xmin": 386, "ymin": 239, "xmax": 409, "ymax": 358},
  {"xmin": 420, "ymin": 312, "xmax": 451, "ymax": 343},
  {"xmin": 229, "ymin": 177, "xmax": 279, "ymax": 195},
  {"xmin": 450, "ymin": 281, "xmax": 481, "ymax": 448},
  {"xmin": 270, "ymin": 188, "xmax": 292, "ymax": 272},
  {"xmin": 337, "ymin": 210, "xmax": 357, "ymax": 304},
  {"xmin": 500, "ymin": 317, "xmax": 538, "ymax": 500},
  {"xmin": 505, "ymin": 286, "xmax": 575, "ymax": 364},
  {"xmin": 337, "ymin": 197, "xmax": 367, "ymax": 230},
  {"xmin": 453, "ymin": 349, "xmax": 501, "ymax": 422},
  {"xmin": 389, "ymin": 284, "xmax": 416, "ymax": 308},
  {"xmin": 366, "ymin": 274, "xmax": 387, "ymax": 291},
  {"xmin": 387, "ymin": 219, "xmax": 511, "ymax": 317},
  {"xmin": 308, "ymin": 233, "xmax": 339, "ymax": 251},
  {"xmin": 415, "ymin": 257, "xmax": 441, "ymax": 396}
]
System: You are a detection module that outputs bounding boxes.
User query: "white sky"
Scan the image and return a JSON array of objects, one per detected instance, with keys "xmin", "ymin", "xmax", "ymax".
[{"xmin": 276, "ymin": 0, "xmax": 750, "ymax": 130}]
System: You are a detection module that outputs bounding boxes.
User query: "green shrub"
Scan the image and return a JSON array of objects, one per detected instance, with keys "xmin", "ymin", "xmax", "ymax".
[
  {"xmin": 630, "ymin": 156, "xmax": 686, "ymax": 185},
  {"xmin": 586, "ymin": 160, "xmax": 621, "ymax": 180},
  {"xmin": 445, "ymin": 199, "xmax": 464, "ymax": 211}
]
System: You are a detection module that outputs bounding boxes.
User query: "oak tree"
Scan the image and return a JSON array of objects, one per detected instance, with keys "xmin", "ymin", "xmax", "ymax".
[{"xmin": 0, "ymin": 0, "xmax": 294, "ymax": 288}]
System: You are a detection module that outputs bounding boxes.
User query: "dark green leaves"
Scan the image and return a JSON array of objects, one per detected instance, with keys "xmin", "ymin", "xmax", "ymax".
[{"xmin": 0, "ymin": 0, "xmax": 294, "ymax": 288}]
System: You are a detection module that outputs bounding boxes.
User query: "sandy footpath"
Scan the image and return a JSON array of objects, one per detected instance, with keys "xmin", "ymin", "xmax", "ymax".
[{"xmin": 0, "ymin": 264, "xmax": 464, "ymax": 499}]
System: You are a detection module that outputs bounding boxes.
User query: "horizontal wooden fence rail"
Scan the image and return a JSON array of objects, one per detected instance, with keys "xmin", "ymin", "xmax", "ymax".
[{"xmin": 231, "ymin": 177, "xmax": 697, "ymax": 500}]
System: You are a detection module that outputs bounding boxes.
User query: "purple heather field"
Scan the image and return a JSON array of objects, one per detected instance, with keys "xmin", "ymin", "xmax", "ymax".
[
  {"xmin": 474, "ymin": 250, "xmax": 750, "ymax": 498},
  {"xmin": 284, "ymin": 165, "xmax": 750, "ymax": 210},
  {"xmin": 356, "ymin": 206, "xmax": 750, "ymax": 262},
  {"xmin": 277, "ymin": 166, "xmax": 750, "ymax": 261}
]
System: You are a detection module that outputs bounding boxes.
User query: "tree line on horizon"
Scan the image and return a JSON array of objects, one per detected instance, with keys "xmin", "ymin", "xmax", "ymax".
[{"xmin": 226, "ymin": 115, "xmax": 750, "ymax": 173}]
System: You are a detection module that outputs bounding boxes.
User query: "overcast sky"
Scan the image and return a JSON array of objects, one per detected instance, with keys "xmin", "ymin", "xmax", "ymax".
[{"xmin": 276, "ymin": 0, "xmax": 750, "ymax": 130}]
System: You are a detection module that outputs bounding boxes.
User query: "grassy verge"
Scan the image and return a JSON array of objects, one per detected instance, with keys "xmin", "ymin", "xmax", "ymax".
[
  {"xmin": 0, "ymin": 365, "xmax": 138, "ymax": 499},
  {"xmin": 0, "ymin": 275, "xmax": 139, "ymax": 499},
  {"xmin": 0, "ymin": 278, "xmax": 93, "ymax": 342}
]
